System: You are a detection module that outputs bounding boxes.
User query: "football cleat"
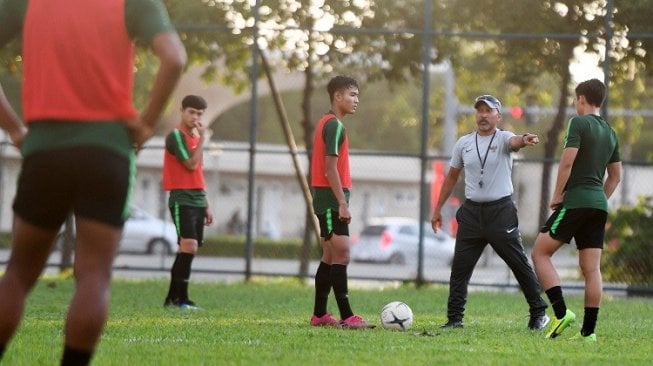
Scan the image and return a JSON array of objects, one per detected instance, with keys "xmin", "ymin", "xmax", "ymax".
[
  {"xmin": 310, "ymin": 313, "xmax": 340, "ymax": 327},
  {"xmin": 546, "ymin": 309, "xmax": 575, "ymax": 339},
  {"xmin": 528, "ymin": 314, "xmax": 550, "ymax": 330},
  {"xmin": 570, "ymin": 332, "xmax": 597, "ymax": 343},
  {"xmin": 341, "ymin": 315, "xmax": 376, "ymax": 329}
]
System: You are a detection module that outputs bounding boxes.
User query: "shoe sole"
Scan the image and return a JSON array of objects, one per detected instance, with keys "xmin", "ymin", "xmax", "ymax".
[{"xmin": 180, "ymin": 305, "xmax": 200, "ymax": 310}]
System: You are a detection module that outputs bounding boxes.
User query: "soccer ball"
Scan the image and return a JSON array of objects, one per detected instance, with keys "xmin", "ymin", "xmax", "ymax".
[{"xmin": 380, "ymin": 301, "xmax": 413, "ymax": 331}]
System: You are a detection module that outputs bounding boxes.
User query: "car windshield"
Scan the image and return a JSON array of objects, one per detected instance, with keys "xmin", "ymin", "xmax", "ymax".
[{"xmin": 361, "ymin": 225, "xmax": 387, "ymax": 236}]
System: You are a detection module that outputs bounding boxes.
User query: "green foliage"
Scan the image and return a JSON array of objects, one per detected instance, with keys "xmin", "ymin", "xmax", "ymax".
[
  {"xmin": 201, "ymin": 235, "xmax": 321, "ymax": 260},
  {"xmin": 0, "ymin": 233, "xmax": 320, "ymax": 260},
  {"xmin": 603, "ymin": 196, "xmax": 653, "ymax": 284},
  {"xmin": 0, "ymin": 38, "xmax": 21, "ymax": 75},
  {"xmin": 4, "ymin": 279, "xmax": 653, "ymax": 365},
  {"xmin": 613, "ymin": 0, "xmax": 653, "ymax": 77},
  {"xmin": 0, "ymin": 72, "xmax": 21, "ymax": 116},
  {"xmin": 0, "ymin": 231, "xmax": 11, "ymax": 248}
]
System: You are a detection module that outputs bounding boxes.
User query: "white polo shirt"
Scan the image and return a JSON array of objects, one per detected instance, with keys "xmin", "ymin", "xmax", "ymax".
[{"xmin": 450, "ymin": 129, "xmax": 516, "ymax": 202}]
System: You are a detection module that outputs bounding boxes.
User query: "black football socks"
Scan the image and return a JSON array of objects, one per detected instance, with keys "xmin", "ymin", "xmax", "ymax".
[
  {"xmin": 313, "ymin": 261, "xmax": 332, "ymax": 316},
  {"xmin": 331, "ymin": 264, "xmax": 354, "ymax": 320},
  {"xmin": 176, "ymin": 252, "xmax": 194, "ymax": 302},
  {"xmin": 61, "ymin": 345, "xmax": 92, "ymax": 366},
  {"xmin": 166, "ymin": 252, "xmax": 195, "ymax": 303},
  {"xmin": 581, "ymin": 307, "xmax": 599, "ymax": 336},
  {"xmin": 545, "ymin": 286, "xmax": 567, "ymax": 319}
]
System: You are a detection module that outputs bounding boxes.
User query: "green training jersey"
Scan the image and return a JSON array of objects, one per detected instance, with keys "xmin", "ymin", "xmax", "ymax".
[
  {"xmin": 0, "ymin": 0, "xmax": 174, "ymax": 159},
  {"xmin": 312, "ymin": 187, "xmax": 350, "ymax": 215},
  {"xmin": 168, "ymin": 189, "xmax": 207, "ymax": 209},
  {"xmin": 562, "ymin": 114, "xmax": 620, "ymax": 211}
]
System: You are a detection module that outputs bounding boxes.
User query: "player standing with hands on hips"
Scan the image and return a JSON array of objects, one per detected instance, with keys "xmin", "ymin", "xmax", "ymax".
[
  {"xmin": 0, "ymin": 0, "xmax": 186, "ymax": 364},
  {"xmin": 309, "ymin": 76, "xmax": 375, "ymax": 329},
  {"xmin": 532, "ymin": 79, "xmax": 621, "ymax": 342},
  {"xmin": 431, "ymin": 94, "xmax": 549, "ymax": 330},
  {"xmin": 163, "ymin": 95, "xmax": 214, "ymax": 309}
]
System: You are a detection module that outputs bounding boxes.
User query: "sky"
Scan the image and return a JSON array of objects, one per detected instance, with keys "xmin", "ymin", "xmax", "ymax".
[{"xmin": 570, "ymin": 49, "xmax": 605, "ymax": 83}]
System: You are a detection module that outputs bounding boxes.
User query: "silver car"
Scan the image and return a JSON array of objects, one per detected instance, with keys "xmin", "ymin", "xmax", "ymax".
[
  {"xmin": 54, "ymin": 206, "xmax": 178, "ymax": 255},
  {"xmin": 351, "ymin": 217, "xmax": 455, "ymax": 265},
  {"xmin": 120, "ymin": 206, "xmax": 178, "ymax": 255}
]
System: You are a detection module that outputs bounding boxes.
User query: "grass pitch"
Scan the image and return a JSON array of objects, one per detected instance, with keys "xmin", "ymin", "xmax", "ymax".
[{"xmin": 3, "ymin": 277, "xmax": 652, "ymax": 365}]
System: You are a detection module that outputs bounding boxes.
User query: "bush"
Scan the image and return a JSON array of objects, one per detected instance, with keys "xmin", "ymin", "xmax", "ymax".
[
  {"xmin": 0, "ymin": 232, "xmax": 11, "ymax": 248},
  {"xmin": 200, "ymin": 235, "xmax": 321, "ymax": 260},
  {"xmin": 603, "ymin": 196, "xmax": 653, "ymax": 284},
  {"xmin": 0, "ymin": 232, "xmax": 322, "ymax": 261}
]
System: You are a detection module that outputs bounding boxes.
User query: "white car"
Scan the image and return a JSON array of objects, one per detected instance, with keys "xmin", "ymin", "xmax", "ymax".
[
  {"xmin": 55, "ymin": 206, "xmax": 178, "ymax": 255},
  {"xmin": 351, "ymin": 217, "xmax": 455, "ymax": 265}
]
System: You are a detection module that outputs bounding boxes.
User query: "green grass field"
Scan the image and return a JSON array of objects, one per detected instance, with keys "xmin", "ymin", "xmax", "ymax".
[{"xmin": 2, "ymin": 277, "xmax": 652, "ymax": 365}]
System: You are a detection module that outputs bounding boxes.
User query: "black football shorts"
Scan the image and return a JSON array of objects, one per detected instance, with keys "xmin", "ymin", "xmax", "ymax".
[{"xmin": 13, "ymin": 147, "xmax": 133, "ymax": 229}]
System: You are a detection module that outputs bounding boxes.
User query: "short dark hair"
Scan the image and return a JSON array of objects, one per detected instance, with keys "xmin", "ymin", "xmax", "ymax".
[
  {"xmin": 327, "ymin": 76, "xmax": 358, "ymax": 102},
  {"xmin": 181, "ymin": 95, "xmax": 207, "ymax": 110},
  {"xmin": 575, "ymin": 79, "xmax": 606, "ymax": 107}
]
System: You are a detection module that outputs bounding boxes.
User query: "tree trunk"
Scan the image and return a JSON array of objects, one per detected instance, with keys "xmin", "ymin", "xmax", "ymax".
[
  {"xmin": 299, "ymin": 55, "xmax": 316, "ymax": 278},
  {"xmin": 539, "ymin": 45, "xmax": 575, "ymax": 226},
  {"xmin": 258, "ymin": 48, "xmax": 321, "ymax": 279}
]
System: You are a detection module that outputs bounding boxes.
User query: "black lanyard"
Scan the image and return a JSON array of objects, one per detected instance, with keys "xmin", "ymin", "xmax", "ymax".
[{"xmin": 475, "ymin": 131, "xmax": 496, "ymax": 188}]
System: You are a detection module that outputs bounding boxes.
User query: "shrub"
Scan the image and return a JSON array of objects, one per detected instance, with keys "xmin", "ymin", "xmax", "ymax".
[
  {"xmin": 200, "ymin": 235, "xmax": 321, "ymax": 260},
  {"xmin": 603, "ymin": 196, "xmax": 653, "ymax": 284},
  {"xmin": 0, "ymin": 232, "xmax": 322, "ymax": 261},
  {"xmin": 0, "ymin": 232, "xmax": 11, "ymax": 248}
]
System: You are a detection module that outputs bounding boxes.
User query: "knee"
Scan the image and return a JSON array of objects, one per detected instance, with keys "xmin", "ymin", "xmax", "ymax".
[
  {"xmin": 530, "ymin": 243, "xmax": 549, "ymax": 263},
  {"xmin": 580, "ymin": 264, "xmax": 601, "ymax": 279},
  {"xmin": 331, "ymin": 248, "xmax": 350, "ymax": 265},
  {"xmin": 179, "ymin": 239, "xmax": 199, "ymax": 254},
  {"xmin": 530, "ymin": 249, "xmax": 539, "ymax": 263}
]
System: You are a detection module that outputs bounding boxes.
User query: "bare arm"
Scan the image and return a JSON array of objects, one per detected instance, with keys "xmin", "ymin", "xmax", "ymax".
[
  {"xmin": 180, "ymin": 128, "xmax": 205, "ymax": 171},
  {"xmin": 550, "ymin": 147, "xmax": 578, "ymax": 209},
  {"xmin": 204, "ymin": 203, "xmax": 214, "ymax": 226},
  {"xmin": 604, "ymin": 161, "xmax": 622, "ymax": 199},
  {"xmin": 431, "ymin": 167, "xmax": 462, "ymax": 232},
  {"xmin": 508, "ymin": 133, "xmax": 539, "ymax": 151},
  {"xmin": 325, "ymin": 155, "xmax": 350, "ymax": 223},
  {"xmin": 0, "ymin": 85, "xmax": 26, "ymax": 148},
  {"xmin": 130, "ymin": 32, "xmax": 187, "ymax": 148}
]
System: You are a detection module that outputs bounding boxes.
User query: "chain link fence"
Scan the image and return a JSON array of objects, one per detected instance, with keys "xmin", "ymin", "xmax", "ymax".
[
  {"xmin": 1, "ymin": 0, "xmax": 652, "ymax": 295},
  {"xmin": 2, "ymin": 142, "xmax": 650, "ymax": 295}
]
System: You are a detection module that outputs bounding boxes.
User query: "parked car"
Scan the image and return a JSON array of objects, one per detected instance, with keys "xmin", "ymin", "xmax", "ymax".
[
  {"xmin": 55, "ymin": 206, "xmax": 178, "ymax": 255},
  {"xmin": 351, "ymin": 217, "xmax": 455, "ymax": 265}
]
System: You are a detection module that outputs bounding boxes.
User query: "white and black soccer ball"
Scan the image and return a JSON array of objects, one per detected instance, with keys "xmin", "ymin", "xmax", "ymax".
[{"xmin": 380, "ymin": 301, "xmax": 413, "ymax": 331}]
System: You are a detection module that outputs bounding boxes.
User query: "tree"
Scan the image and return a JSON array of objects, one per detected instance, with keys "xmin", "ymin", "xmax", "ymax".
[
  {"xmin": 612, "ymin": 0, "xmax": 653, "ymax": 76},
  {"xmin": 436, "ymin": 1, "xmax": 614, "ymax": 225},
  {"xmin": 167, "ymin": 0, "xmax": 653, "ymax": 235},
  {"xmin": 166, "ymin": 0, "xmax": 430, "ymax": 276}
]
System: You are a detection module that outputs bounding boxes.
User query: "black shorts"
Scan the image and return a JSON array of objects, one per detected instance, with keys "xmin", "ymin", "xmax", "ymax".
[
  {"xmin": 13, "ymin": 147, "xmax": 133, "ymax": 229},
  {"xmin": 540, "ymin": 207, "xmax": 607, "ymax": 249},
  {"xmin": 169, "ymin": 205, "xmax": 206, "ymax": 246},
  {"xmin": 315, "ymin": 209, "xmax": 349, "ymax": 240}
]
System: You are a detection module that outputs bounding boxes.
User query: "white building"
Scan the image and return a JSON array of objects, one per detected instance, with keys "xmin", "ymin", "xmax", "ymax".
[{"xmin": 0, "ymin": 135, "xmax": 649, "ymax": 240}]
